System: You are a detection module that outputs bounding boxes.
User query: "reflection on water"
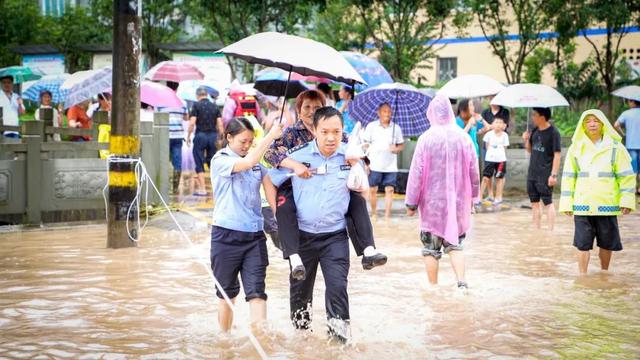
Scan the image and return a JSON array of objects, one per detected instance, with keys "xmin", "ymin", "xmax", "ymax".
[{"xmin": 1, "ymin": 208, "xmax": 639, "ymax": 359}]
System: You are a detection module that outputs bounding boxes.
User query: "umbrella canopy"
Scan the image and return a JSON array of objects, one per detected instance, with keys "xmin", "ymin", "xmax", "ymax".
[
  {"xmin": 141, "ymin": 81, "xmax": 184, "ymax": 108},
  {"xmin": 438, "ymin": 74, "xmax": 506, "ymax": 99},
  {"xmin": 0, "ymin": 66, "xmax": 44, "ymax": 84},
  {"xmin": 340, "ymin": 51, "xmax": 393, "ymax": 92},
  {"xmin": 21, "ymin": 74, "xmax": 70, "ymax": 104},
  {"xmin": 62, "ymin": 67, "xmax": 112, "ymax": 108},
  {"xmin": 217, "ymin": 32, "xmax": 365, "ymax": 85},
  {"xmin": 491, "ymin": 83, "xmax": 569, "ymax": 108},
  {"xmin": 612, "ymin": 85, "xmax": 640, "ymax": 102},
  {"xmin": 176, "ymin": 80, "xmax": 221, "ymax": 102},
  {"xmin": 290, "ymin": 73, "xmax": 331, "ymax": 83},
  {"xmin": 254, "ymin": 68, "xmax": 309, "ymax": 98},
  {"xmin": 349, "ymin": 82, "xmax": 432, "ymax": 137},
  {"xmin": 144, "ymin": 61, "xmax": 204, "ymax": 82}
]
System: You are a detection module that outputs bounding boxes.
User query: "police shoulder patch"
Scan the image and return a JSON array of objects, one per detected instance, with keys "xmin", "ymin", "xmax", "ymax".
[
  {"xmin": 287, "ymin": 142, "xmax": 309, "ymax": 155},
  {"xmin": 252, "ymin": 165, "xmax": 261, "ymax": 171}
]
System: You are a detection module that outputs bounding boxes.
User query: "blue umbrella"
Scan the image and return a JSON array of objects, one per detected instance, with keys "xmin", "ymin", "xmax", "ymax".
[
  {"xmin": 22, "ymin": 74, "xmax": 70, "ymax": 104},
  {"xmin": 348, "ymin": 82, "xmax": 432, "ymax": 137},
  {"xmin": 176, "ymin": 80, "xmax": 220, "ymax": 102},
  {"xmin": 340, "ymin": 51, "xmax": 393, "ymax": 92}
]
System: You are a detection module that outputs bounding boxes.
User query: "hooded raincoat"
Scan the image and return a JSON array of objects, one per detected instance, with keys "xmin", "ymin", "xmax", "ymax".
[
  {"xmin": 559, "ymin": 109, "xmax": 636, "ymax": 215},
  {"xmin": 405, "ymin": 94, "xmax": 480, "ymax": 245}
]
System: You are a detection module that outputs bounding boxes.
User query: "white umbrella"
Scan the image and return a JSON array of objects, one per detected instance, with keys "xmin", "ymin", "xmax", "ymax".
[
  {"xmin": 217, "ymin": 32, "xmax": 365, "ymax": 85},
  {"xmin": 491, "ymin": 83, "xmax": 569, "ymax": 108},
  {"xmin": 611, "ymin": 85, "xmax": 640, "ymax": 102},
  {"xmin": 438, "ymin": 74, "xmax": 506, "ymax": 99},
  {"xmin": 62, "ymin": 67, "xmax": 112, "ymax": 108}
]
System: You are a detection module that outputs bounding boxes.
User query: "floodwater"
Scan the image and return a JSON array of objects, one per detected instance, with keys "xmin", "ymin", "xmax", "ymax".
[{"xmin": 1, "ymin": 204, "xmax": 639, "ymax": 359}]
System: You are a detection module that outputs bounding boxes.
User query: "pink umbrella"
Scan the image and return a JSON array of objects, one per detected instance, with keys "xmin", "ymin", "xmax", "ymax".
[
  {"xmin": 140, "ymin": 81, "xmax": 184, "ymax": 108},
  {"xmin": 290, "ymin": 72, "xmax": 331, "ymax": 83},
  {"xmin": 144, "ymin": 61, "xmax": 204, "ymax": 82}
]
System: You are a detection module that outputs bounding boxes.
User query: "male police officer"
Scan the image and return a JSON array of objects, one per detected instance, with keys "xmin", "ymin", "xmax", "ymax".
[{"xmin": 269, "ymin": 107, "xmax": 354, "ymax": 342}]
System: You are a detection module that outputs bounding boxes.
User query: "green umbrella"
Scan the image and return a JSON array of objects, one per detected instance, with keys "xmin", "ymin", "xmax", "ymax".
[{"xmin": 0, "ymin": 66, "xmax": 44, "ymax": 84}]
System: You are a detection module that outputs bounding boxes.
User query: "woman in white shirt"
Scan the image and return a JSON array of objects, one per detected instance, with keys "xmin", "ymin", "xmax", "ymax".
[{"xmin": 34, "ymin": 90, "xmax": 61, "ymax": 141}]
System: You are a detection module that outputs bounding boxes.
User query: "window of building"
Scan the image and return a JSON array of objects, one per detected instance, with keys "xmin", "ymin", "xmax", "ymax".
[{"xmin": 437, "ymin": 57, "xmax": 457, "ymax": 83}]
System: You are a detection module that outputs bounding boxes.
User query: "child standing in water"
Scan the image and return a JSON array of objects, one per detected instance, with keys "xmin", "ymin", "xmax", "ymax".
[{"xmin": 209, "ymin": 117, "xmax": 283, "ymax": 331}]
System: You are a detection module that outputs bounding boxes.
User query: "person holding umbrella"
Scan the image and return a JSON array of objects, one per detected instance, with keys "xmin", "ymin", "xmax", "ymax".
[
  {"xmin": 34, "ymin": 90, "xmax": 62, "ymax": 142},
  {"xmin": 559, "ymin": 109, "xmax": 636, "ymax": 275},
  {"xmin": 264, "ymin": 90, "xmax": 387, "ymax": 280},
  {"xmin": 336, "ymin": 85, "xmax": 356, "ymax": 134},
  {"xmin": 614, "ymin": 98, "xmax": 640, "ymax": 195},
  {"xmin": 0, "ymin": 75, "xmax": 25, "ymax": 138},
  {"xmin": 522, "ymin": 107, "xmax": 562, "ymax": 230}
]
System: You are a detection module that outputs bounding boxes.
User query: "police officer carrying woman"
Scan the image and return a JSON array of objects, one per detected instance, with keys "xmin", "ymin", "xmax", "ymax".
[
  {"xmin": 209, "ymin": 116, "xmax": 283, "ymax": 331},
  {"xmin": 264, "ymin": 90, "xmax": 387, "ymax": 280}
]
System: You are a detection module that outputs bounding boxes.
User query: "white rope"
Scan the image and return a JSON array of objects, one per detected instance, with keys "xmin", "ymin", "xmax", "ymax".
[{"xmin": 103, "ymin": 156, "xmax": 269, "ymax": 359}]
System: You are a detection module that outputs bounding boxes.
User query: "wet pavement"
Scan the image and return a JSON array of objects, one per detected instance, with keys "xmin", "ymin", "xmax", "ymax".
[{"xmin": 1, "ymin": 196, "xmax": 639, "ymax": 359}]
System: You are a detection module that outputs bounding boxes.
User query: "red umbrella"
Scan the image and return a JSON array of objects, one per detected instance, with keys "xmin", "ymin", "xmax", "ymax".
[{"xmin": 144, "ymin": 61, "xmax": 204, "ymax": 82}]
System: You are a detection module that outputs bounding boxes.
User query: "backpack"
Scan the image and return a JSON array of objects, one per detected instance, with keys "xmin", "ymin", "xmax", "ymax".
[{"xmin": 230, "ymin": 92, "xmax": 258, "ymax": 117}]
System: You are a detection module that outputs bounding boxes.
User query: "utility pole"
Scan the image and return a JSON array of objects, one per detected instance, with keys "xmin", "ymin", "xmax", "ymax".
[{"xmin": 107, "ymin": 0, "xmax": 141, "ymax": 249}]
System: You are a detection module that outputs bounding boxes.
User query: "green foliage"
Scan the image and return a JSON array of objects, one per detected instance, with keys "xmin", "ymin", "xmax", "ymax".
[
  {"xmin": 311, "ymin": 0, "xmax": 370, "ymax": 54},
  {"xmin": 191, "ymin": 0, "xmax": 322, "ymax": 81},
  {"xmin": 523, "ymin": 47, "xmax": 555, "ymax": 84},
  {"xmin": 465, "ymin": 0, "xmax": 553, "ymax": 84},
  {"xmin": 0, "ymin": 0, "xmax": 47, "ymax": 67},
  {"xmin": 352, "ymin": 0, "xmax": 458, "ymax": 82}
]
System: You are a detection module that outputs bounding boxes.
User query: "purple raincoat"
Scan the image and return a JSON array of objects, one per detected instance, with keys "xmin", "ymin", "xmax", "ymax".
[{"xmin": 405, "ymin": 94, "xmax": 480, "ymax": 245}]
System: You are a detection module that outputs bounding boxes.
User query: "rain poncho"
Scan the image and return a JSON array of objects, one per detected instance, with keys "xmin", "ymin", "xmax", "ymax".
[
  {"xmin": 405, "ymin": 94, "xmax": 480, "ymax": 245},
  {"xmin": 559, "ymin": 109, "xmax": 636, "ymax": 215}
]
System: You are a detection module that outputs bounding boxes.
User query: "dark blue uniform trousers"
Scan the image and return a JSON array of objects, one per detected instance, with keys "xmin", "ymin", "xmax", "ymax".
[
  {"xmin": 210, "ymin": 225, "xmax": 269, "ymax": 302},
  {"xmin": 290, "ymin": 229, "xmax": 350, "ymax": 329}
]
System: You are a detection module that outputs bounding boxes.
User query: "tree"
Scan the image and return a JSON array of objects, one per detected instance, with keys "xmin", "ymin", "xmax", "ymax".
[
  {"xmin": 312, "ymin": 0, "xmax": 370, "ymax": 54},
  {"xmin": 466, "ymin": 0, "xmax": 553, "ymax": 84},
  {"xmin": 191, "ymin": 0, "xmax": 322, "ymax": 80},
  {"xmin": 353, "ymin": 0, "xmax": 458, "ymax": 82},
  {"xmin": 523, "ymin": 47, "xmax": 554, "ymax": 84},
  {"xmin": 0, "ymin": 0, "xmax": 46, "ymax": 67}
]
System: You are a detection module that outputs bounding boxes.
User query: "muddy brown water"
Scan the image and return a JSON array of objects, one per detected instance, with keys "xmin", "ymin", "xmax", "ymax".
[{"xmin": 1, "ymin": 208, "xmax": 639, "ymax": 359}]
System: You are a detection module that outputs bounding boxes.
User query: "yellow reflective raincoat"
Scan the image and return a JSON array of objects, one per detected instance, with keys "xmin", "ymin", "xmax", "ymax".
[
  {"xmin": 98, "ymin": 123, "xmax": 111, "ymax": 159},
  {"xmin": 559, "ymin": 109, "xmax": 636, "ymax": 215}
]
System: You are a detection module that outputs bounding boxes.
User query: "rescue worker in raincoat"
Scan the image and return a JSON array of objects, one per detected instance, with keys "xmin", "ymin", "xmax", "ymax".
[{"xmin": 559, "ymin": 109, "xmax": 636, "ymax": 275}]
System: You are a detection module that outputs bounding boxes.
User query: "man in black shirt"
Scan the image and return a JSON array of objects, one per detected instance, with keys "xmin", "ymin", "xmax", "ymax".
[
  {"xmin": 522, "ymin": 107, "xmax": 562, "ymax": 230},
  {"xmin": 187, "ymin": 87, "xmax": 222, "ymax": 196}
]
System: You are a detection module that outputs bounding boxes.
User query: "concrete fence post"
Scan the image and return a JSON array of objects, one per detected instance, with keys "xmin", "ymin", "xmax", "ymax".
[
  {"xmin": 23, "ymin": 121, "xmax": 44, "ymax": 225},
  {"xmin": 152, "ymin": 113, "xmax": 170, "ymax": 204}
]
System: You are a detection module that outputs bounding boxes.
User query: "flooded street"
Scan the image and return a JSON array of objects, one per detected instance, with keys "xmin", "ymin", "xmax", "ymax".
[{"xmin": 1, "ymin": 203, "xmax": 639, "ymax": 359}]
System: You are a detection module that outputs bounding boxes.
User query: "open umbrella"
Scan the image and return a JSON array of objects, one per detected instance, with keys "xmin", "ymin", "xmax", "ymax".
[
  {"xmin": 0, "ymin": 66, "xmax": 44, "ymax": 84},
  {"xmin": 438, "ymin": 74, "xmax": 506, "ymax": 99},
  {"xmin": 218, "ymin": 32, "xmax": 365, "ymax": 123},
  {"xmin": 218, "ymin": 32, "xmax": 364, "ymax": 85},
  {"xmin": 141, "ymin": 81, "xmax": 184, "ymax": 108},
  {"xmin": 254, "ymin": 68, "xmax": 309, "ymax": 98},
  {"xmin": 62, "ymin": 67, "xmax": 112, "ymax": 108},
  {"xmin": 144, "ymin": 61, "xmax": 204, "ymax": 82},
  {"xmin": 340, "ymin": 51, "xmax": 393, "ymax": 92},
  {"xmin": 612, "ymin": 85, "xmax": 640, "ymax": 102},
  {"xmin": 176, "ymin": 80, "xmax": 221, "ymax": 102},
  {"xmin": 349, "ymin": 82, "xmax": 432, "ymax": 137},
  {"xmin": 491, "ymin": 83, "xmax": 569, "ymax": 108},
  {"xmin": 21, "ymin": 74, "xmax": 70, "ymax": 104}
]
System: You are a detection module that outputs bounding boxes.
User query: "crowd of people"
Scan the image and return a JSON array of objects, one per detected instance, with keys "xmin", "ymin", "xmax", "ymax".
[{"xmin": 2, "ymin": 71, "xmax": 638, "ymax": 343}]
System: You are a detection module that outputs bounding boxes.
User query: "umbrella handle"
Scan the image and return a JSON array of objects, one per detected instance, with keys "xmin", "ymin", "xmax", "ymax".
[
  {"xmin": 277, "ymin": 68, "xmax": 293, "ymax": 126},
  {"xmin": 391, "ymin": 90, "xmax": 398, "ymax": 145}
]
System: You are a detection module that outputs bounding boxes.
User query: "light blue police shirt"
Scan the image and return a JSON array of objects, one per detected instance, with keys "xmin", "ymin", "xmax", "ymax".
[
  {"xmin": 270, "ymin": 140, "xmax": 351, "ymax": 234},
  {"xmin": 210, "ymin": 147, "xmax": 267, "ymax": 232}
]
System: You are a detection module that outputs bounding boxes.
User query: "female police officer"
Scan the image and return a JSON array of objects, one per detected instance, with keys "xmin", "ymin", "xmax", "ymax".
[{"xmin": 209, "ymin": 117, "xmax": 282, "ymax": 331}]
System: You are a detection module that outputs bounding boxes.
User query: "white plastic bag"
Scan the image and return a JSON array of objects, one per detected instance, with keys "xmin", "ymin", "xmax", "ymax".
[{"xmin": 345, "ymin": 122, "xmax": 369, "ymax": 192}]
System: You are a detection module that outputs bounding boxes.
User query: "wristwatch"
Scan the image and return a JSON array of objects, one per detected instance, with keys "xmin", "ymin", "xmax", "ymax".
[
  {"xmin": 551, "ymin": 174, "xmax": 557, "ymax": 179},
  {"xmin": 406, "ymin": 205, "xmax": 418, "ymax": 211}
]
